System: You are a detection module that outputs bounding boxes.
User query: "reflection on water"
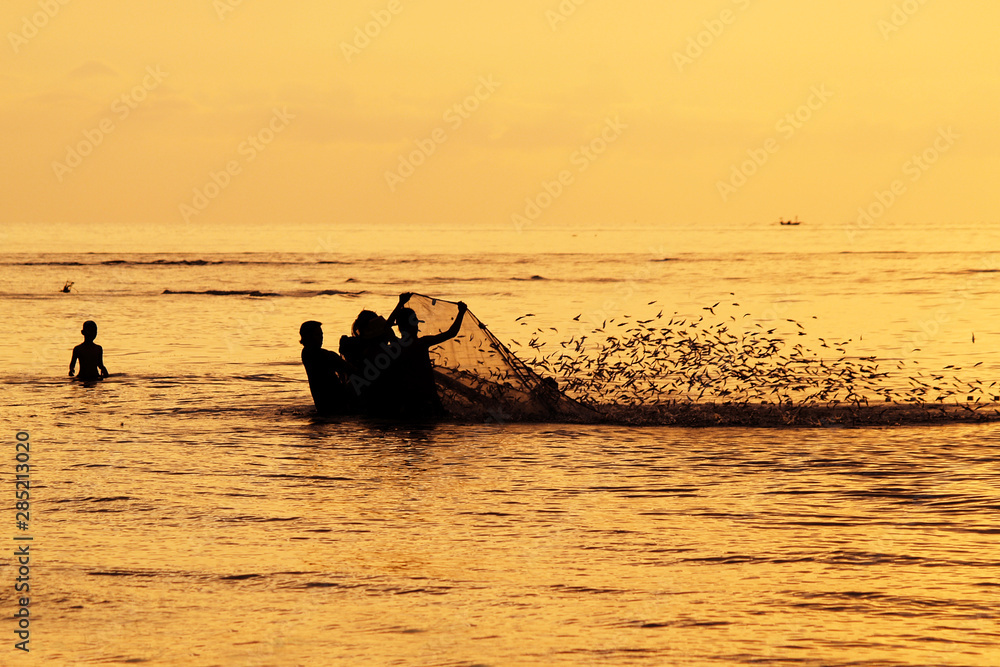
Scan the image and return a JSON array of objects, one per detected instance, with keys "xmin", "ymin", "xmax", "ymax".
[
  {"xmin": 4, "ymin": 227, "xmax": 1000, "ymax": 665},
  {"xmin": 5, "ymin": 374, "xmax": 1000, "ymax": 665}
]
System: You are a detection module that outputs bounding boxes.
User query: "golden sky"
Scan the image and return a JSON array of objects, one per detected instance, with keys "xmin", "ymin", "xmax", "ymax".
[{"xmin": 2, "ymin": 0, "xmax": 998, "ymax": 229}]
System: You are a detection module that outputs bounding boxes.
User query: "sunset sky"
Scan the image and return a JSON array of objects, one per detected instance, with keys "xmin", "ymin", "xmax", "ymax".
[{"xmin": 2, "ymin": 0, "xmax": 998, "ymax": 229}]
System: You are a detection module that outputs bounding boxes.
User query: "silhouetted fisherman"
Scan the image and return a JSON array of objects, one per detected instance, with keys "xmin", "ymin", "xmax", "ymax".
[
  {"xmin": 339, "ymin": 309, "xmax": 402, "ymax": 414},
  {"xmin": 299, "ymin": 321, "xmax": 356, "ymax": 415},
  {"xmin": 386, "ymin": 293, "xmax": 467, "ymax": 419},
  {"xmin": 69, "ymin": 320, "xmax": 109, "ymax": 381}
]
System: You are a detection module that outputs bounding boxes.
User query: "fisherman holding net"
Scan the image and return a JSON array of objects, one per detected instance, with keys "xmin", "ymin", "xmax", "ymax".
[{"xmin": 385, "ymin": 292, "xmax": 467, "ymax": 419}]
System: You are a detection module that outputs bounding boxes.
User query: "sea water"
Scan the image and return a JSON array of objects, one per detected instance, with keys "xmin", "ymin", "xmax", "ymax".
[{"xmin": 1, "ymin": 222, "xmax": 999, "ymax": 665}]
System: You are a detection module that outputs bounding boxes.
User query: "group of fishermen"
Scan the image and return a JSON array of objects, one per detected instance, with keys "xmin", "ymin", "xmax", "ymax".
[{"xmin": 300, "ymin": 292, "xmax": 467, "ymax": 419}]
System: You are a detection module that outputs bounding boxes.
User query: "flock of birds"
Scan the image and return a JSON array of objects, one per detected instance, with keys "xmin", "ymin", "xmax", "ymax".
[{"xmin": 504, "ymin": 299, "xmax": 998, "ymax": 422}]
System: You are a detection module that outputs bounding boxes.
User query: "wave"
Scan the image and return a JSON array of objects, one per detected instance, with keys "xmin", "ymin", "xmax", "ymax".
[
  {"xmin": 160, "ymin": 289, "xmax": 366, "ymax": 297},
  {"xmin": 162, "ymin": 289, "xmax": 280, "ymax": 297},
  {"xmin": 5, "ymin": 258, "xmax": 361, "ymax": 267},
  {"xmin": 12, "ymin": 259, "xmax": 256, "ymax": 266},
  {"xmin": 588, "ymin": 401, "xmax": 1000, "ymax": 427},
  {"xmin": 285, "ymin": 400, "xmax": 1000, "ymax": 427},
  {"xmin": 2, "ymin": 253, "xmax": 692, "ymax": 268}
]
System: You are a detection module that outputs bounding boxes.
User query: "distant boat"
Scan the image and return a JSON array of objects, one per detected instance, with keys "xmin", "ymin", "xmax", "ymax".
[{"xmin": 778, "ymin": 217, "xmax": 802, "ymax": 226}]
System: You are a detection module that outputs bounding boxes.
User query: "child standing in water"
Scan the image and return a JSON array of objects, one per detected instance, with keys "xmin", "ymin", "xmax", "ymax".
[{"xmin": 69, "ymin": 320, "xmax": 109, "ymax": 381}]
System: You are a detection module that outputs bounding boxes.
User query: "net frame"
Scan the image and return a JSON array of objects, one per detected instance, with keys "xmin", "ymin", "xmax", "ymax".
[{"xmin": 403, "ymin": 294, "xmax": 598, "ymax": 422}]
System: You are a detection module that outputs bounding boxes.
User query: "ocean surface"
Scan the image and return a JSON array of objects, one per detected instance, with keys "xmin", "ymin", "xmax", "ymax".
[{"xmin": 2, "ymin": 222, "xmax": 1000, "ymax": 665}]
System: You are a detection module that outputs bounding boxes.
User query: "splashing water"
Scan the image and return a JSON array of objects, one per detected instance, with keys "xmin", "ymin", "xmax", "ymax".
[{"xmin": 508, "ymin": 301, "xmax": 1000, "ymax": 426}]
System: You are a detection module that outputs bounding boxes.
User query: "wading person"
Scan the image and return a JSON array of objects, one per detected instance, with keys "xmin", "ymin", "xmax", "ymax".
[
  {"xmin": 299, "ymin": 321, "xmax": 356, "ymax": 415},
  {"xmin": 339, "ymin": 310, "xmax": 402, "ymax": 415},
  {"xmin": 69, "ymin": 320, "xmax": 109, "ymax": 381},
  {"xmin": 386, "ymin": 293, "xmax": 467, "ymax": 419}
]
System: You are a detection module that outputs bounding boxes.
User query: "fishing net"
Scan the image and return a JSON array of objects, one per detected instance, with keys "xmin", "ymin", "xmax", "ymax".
[
  {"xmin": 507, "ymin": 301, "xmax": 1000, "ymax": 426},
  {"xmin": 402, "ymin": 294, "xmax": 597, "ymax": 422},
  {"xmin": 382, "ymin": 295, "xmax": 998, "ymax": 427}
]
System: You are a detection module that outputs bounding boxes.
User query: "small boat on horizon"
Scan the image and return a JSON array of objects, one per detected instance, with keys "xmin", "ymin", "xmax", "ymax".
[{"xmin": 778, "ymin": 216, "xmax": 802, "ymax": 226}]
